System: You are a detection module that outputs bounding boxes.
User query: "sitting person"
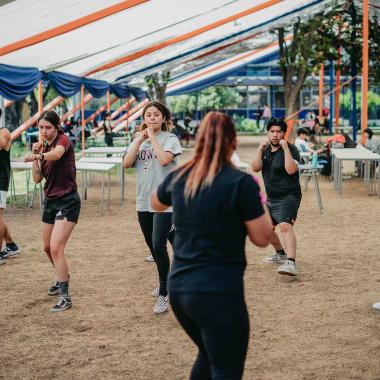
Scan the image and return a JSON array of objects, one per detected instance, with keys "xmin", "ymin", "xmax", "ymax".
[
  {"xmin": 295, "ymin": 128, "xmax": 323, "ymax": 155},
  {"xmin": 171, "ymin": 117, "xmax": 187, "ymax": 140},
  {"xmin": 295, "ymin": 128, "xmax": 331, "ymax": 175},
  {"xmin": 363, "ymin": 128, "xmax": 380, "ymax": 154}
]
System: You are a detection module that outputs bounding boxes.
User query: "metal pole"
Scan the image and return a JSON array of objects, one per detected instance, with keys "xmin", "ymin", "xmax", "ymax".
[
  {"xmin": 329, "ymin": 61, "xmax": 335, "ymax": 134},
  {"xmin": 81, "ymin": 85, "xmax": 85, "ymax": 157},
  {"xmin": 319, "ymin": 65, "xmax": 324, "ymax": 119},
  {"xmin": 350, "ymin": 2, "xmax": 358, "ymax": 142},
  {"xmin": 361, "ymin": 0, "xmax": 369, "ymax": 144}
]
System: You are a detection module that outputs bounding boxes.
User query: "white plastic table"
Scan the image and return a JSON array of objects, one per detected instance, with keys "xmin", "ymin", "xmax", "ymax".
[
  {"xmin": 78, "ymin": 157, "xmax": 125, "ymax": 201},
  {"xmin": 10, "ymin": 161, "xmax": 43, "ymax": 208},
  {"xmin": 76, "ymin": 162, "xmax": 115, "ymax": 213},
  {"xmin": 84, "ymin": 147, "xmax": 127, "ymax": 156},
  {"xmin": 331, "ymin": 147, "xmax": 380, "ymax": 197}
]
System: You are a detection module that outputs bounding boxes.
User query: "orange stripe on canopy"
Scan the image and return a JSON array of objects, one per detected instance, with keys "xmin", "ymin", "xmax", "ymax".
[
  {"xmin": 85, "ymin": 0, "xmax": 284, "ymax": 76},
  {"xmin": 168, "ymin": 36, "xmax": 291, "ymax": 89},
  {"xmin": 0, "ymin": 0, "xmax": 148, "ymax": 56}
]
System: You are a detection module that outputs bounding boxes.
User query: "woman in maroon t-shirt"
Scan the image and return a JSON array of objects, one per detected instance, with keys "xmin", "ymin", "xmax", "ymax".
[{"xmin": 24, "ymin": 110, "xmax": 80, "ymax": 313}]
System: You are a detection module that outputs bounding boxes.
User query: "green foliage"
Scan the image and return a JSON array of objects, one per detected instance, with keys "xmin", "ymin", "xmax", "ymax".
[
  {"xmin": 232, "ymin": 114, "xmax": 260, "ymax": 133},
  {"xmin": 276, "ymin": 2, "xmax": 380, "ymax": 116},
  {"xmin": 10, "ymin": 142, "xmax": 28, "ymax": 158},
  {"xmin": 340, "ymin": 91, "xmax": 380, "ymax": 111},
  {"xmin": 168, "ymin": 86, "xmax": 242, "ymax": 114},
  {"xmin": 168, "ymin": 94, "xmax": 197, "ymax": 114}
]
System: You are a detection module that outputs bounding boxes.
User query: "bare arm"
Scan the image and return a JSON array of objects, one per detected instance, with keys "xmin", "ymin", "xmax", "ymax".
[
  {"xmin": 0, "ymin": 129, "xmax": 11, "ymax": 150},
  {"xmin": 244, "ymin": 204, "xmax": 273, "ymax": 247},
  {"xmin": 252, "ymin": 140, "xmax": 267, "ymax": 172},
  {"xmin": 92, "ymin": 122, "xmax": 104, "ymax": 135},
  {"xmin": 148, "ymin": 129, "xmax": 175, "ymax": 166},
  {"xmin": 151, "ymin": 190, "xmax": 169, "ymax": 212},
  {"xmin": 25, "ymin": 142, "xmax": 65, "ymax": 182},
  {"xmin": 32, "ymin": 160, "xmax": 43, "ymax": 183},
  {"xmin": 280, "ymin": 141, "xmax": 299, "ymax": 175},
  {"xmin": 122, "ymin": 133, "xmax": 144, "ymax": 168}
]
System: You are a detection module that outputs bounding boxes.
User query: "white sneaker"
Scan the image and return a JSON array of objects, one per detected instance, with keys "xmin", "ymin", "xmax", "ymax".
[
  {"xmin": 154, "ymin": 295, "xmax": 169, "ymax": 314},
  {"xmin": 151, "ymin": 287, "xmax": 159, "ymax": 297},
  {"xmin": 278, "ymin": 260, "xmax": 298, "ymax": 276},
  {"xmin": 145, "ymin": 255, "xmax": 154, "ymax": 262},
  {"xmin": 373, "ymin": 302, "xmax": 380, "ymax": 311},
  {"xmin": 263, "ymin": 252, "xmax": 286, "ymax": 264}
]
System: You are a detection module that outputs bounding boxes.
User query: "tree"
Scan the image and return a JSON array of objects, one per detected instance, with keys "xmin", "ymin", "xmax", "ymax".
[
  {"xmin": 277, "ymin": 9, "xmax": 341, "ymax": 118},
  {"xmin": 145, "ymin": 71, "xmax": 171, "ymax": 104},
  {"xmin": 4, "ymin": 83, "xmax": 67, "ymax": 132},
  {"xmin": 277, "ymin": 2, "xmax": 380, "ymax": 119},
  {"xmin": 168, "ymin": 86, "xmax": 242, "ymax": 115}
]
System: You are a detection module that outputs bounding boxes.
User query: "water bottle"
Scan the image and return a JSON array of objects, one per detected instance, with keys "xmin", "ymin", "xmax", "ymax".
[{"xmin": 312, "ymin": 151, "xmax": 318, "ymax": 168}]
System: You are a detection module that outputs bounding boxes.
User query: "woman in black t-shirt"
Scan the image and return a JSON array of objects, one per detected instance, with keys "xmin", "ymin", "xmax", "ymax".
[
  {"xmin": 24, "ymin": 110, "xmax": 80, "ymax": 313},
  {"xmin": 152, "ymin": 111, "xmax": 272, "ymax": 380}
]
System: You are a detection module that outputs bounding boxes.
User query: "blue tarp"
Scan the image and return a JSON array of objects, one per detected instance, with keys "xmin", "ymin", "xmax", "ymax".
[
  {"xmin": 0, "ymin": 64, "xmax": 147, "ymax": 101},
  {"xmin": 0, "ymin": 64, "xmax": 41, "ymax": 100}
]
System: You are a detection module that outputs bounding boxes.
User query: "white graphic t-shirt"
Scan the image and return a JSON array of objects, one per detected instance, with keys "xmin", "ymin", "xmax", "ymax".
[{"xmin": 129, "ymin": 131, "xmax": 182, "ymax": 212}]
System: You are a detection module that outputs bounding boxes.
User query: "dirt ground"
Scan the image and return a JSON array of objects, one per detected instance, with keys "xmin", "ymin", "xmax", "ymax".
[{"xmin": 1, "ymin": 137, "xmax": 380, "ymax": 379}]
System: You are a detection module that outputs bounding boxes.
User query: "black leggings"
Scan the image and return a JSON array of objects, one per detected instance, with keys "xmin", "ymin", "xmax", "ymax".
[
  {"xmin": 137, "ymin": 212, "xmax": 174, "ymax": 296},
  {"xmin": 170, "ymin": 293, "xmax": 249, "ymax": 380}
]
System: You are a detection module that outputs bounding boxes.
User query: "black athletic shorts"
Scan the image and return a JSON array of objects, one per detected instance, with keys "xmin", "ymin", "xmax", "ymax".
[
  {"xmin": 267, "ymin": 194, "xmax": 301, "ymax": 226},
  {"xmin": 42, "ymin": 191, "xmax": 81, "ymax": 224}
]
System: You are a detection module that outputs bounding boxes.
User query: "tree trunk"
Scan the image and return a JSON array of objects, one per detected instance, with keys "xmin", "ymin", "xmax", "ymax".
[
  {"xmin": 145, "ymin": 71, "xmax": 170, "ymax": 104},
  {"xmin": 5, "ymin": 100, "xmax": 24, "ymax": 132}
]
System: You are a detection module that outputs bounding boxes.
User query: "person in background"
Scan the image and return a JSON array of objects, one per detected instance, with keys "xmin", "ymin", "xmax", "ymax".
[
  {"xmin": 363, "ymin": 128, "xmax": 380, "ymax": 154},
  {"xmin": 0, "ymin": 108, "xmax": 20, "ymax": 265},
  {"xmin": 252, "ymin": 118, "xmax": 302, "ymax": 276},
  {"xmin": 262, "ymin": 103, "xmax": 272, "ymax": 129},
  {"xmin": 24, "ymin": 110, "xmax": 80, "ymax": 312},
  {"xmin": 123, "ymin": 101, "xmax": 182, "ymax": 314},
  {"xmin": 151, "ymin": 111, "xmax": 272, "ymax": 379}
]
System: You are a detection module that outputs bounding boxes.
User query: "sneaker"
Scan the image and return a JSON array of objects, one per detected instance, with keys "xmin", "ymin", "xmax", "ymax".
[
  {"xmin": 145, "ymin": 255, "xmax": 155, "ymax": 262},
  {"xmin": 0, "ymin": 255, "xmax": 5, "ymax": 266},
  {"xmin": 48, "ymin": 281, "xmax": 60, "ymax": 296},
  {"xmin": 278, "ymin": 260, "xmax": 298, "ymax": 276},
  {"xmin": 373, "ymin": 302, "xmax": 380, "ymax": 311},
  {"xmin": 262, "ymin": 252, "xmax": 286, "ymax": 264},
  {"xmin": 1, "ymin": 245, "xmax": 20, "ymax": 258},
  {"xmin": 151, "ymin": 287, "xmax": 159, "ymax": 297},
  {"xmin": 50, "ymin": 295, "xmax": 72, "ymax": 312},
  {"xmin": 153, "ymin": 295, "xmax": 169, "ymax": 314}
]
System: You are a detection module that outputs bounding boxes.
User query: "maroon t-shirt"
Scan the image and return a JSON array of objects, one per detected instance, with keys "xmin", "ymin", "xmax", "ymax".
[{"xmin": 41, "ymin": 134, "xmax": 77, "ymax": 199}]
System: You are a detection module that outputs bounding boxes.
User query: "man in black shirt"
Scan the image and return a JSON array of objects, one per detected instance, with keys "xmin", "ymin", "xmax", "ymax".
[
  {"xmin": 0, "ymin": 109, "xmax": 20, "ymax": 265},
  {"xmin": 252, "ymin": 118, "xmax": 301, "ymax": 276}
]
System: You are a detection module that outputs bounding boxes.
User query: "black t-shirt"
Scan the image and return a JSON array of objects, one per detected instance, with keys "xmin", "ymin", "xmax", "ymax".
[
  {"xmin": 0, "ymin": 147, "xmax": 10, "ymax": 192},
  {"xmin": 262, "ymin": 144, "xmax": 301, "ymax": 199},
  {"xmin": 157, "ymin": 165, "xmax": 265, "ymax": 295}
]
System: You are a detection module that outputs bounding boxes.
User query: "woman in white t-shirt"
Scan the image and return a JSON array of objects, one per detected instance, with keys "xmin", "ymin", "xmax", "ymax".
[{"xmin": 123, "ymin": 101, "xmax": 182, "ymax": 314}]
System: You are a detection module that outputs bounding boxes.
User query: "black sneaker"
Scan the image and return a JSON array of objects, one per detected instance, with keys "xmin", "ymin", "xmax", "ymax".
[
  {"xmin": 1, "ymin": 245, "xmax": 20, "ymax": 258},
  {"xmin": 47, "ymin": 281, "xmax": 60, "ymax": 296},
  {"xmin": 0, "ymin": 255, "xmax": 5, "ymax": 266},
  {"xmin": 50, "ymin": 295, "xmax": 72, "ymax": 312}
]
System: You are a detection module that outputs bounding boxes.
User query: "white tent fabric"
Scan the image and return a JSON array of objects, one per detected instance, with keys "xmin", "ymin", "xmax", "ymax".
[
  {"xmin": 166, "ymin": 41, "xmax": 283, "ymax": 96},
  {"xmin": 0, "ymin": 0, "xmax": 345, "ymax": 87}
]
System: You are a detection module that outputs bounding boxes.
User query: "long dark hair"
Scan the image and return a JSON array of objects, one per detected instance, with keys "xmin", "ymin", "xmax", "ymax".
[
  {"xmin": 141, "ymin": 101, "xmax": 172, "ymax": 132},
  {"xmin": 38, "ymin": 110, "xmax": 63, "ymax": 134},
  {"xmin": 175, "ymin": 111, "xmax": 236, "ymax": 199}
]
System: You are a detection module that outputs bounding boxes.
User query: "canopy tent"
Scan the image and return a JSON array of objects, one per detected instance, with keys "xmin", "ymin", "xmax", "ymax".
[
  {"xmin": 1, "ymin": 0, "xmax": 378, "ymax": 144},
  {"xmin": 0, "ymin": 0, "xmax": 341, "ymax": 89},
  {"xmin": 0, "ymin": 63, "xmax": 147, "ymax": 101},
  {"xmin": 166, "ymin": 40, "xmax": 283, "ymax": 96}
]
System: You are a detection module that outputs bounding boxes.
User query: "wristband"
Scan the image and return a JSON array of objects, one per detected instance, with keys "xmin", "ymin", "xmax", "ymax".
[{"xmin": 39, "ymin": 153, "xmax": 44, "ymax": 161}]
